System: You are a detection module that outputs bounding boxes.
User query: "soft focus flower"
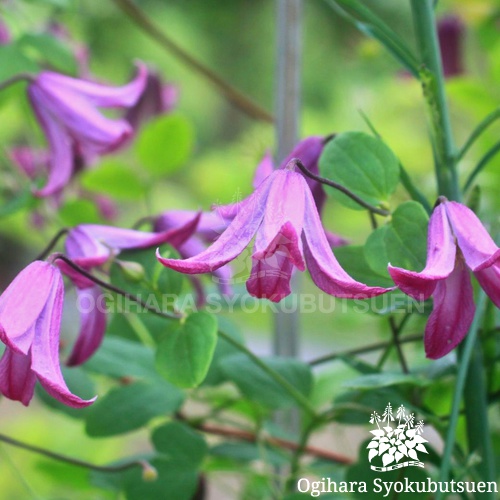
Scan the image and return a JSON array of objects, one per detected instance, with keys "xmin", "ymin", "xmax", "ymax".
[
  {"xmin": 438, "ymin": 15, "xmax": 465, "ymax": 78},
  {"xmin": 28, "ymin": 63, "xmax": 147, "ymax": 196},
  {"xmin": 125, "ymin": 70, "xmax": 178, "ymax": 131},
  {"xmin": 61, "ymin": 218, "xmax": 199, "ymax": 366},
  {"xmin": 0, "ymin": 19, "xmax": 10, "ymax": 45},
  {"xmin": 389, "ymin": 200, "xmax": 500, "ymax": 359},
  {"xmin": 158, "ymin": 163, "xmax": 391, "ymax": 302},
  {"xmin": 0, "ymin": 261, "xmax": 95, "ymax": 407},
  {"xmin": 154, "ymin": 210, "xmax": 233, "ymax": 302}
]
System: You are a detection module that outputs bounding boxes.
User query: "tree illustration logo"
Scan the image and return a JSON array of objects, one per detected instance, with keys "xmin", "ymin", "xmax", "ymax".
[{"xmin": 367, "ymin": 403, "xmax": 428, "ymax": 472}]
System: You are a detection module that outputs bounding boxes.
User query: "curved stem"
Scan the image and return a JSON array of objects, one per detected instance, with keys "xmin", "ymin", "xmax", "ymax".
[
  {"xmin": 112, "ymin": 0, "xmax": 273, "ymax": 123},
  {"xmin": 308, "ymin": 333, "xmax": 423, "ymax": 366},
  {"xmin": 293, "ymin": 159, "xmax": 390, "ymax": 216},
  {"xmin": 457, "ymin": 108, "xmax": 500, "ymax": 162},
  {"xmin": 463, "ymin": 141, "xmax": 500, "ymax": 192},
  {"xmin": 0, "ymin": 432, "xmax": 154, "ymax": 475},
  {"xmin": 0, "ymin": 73, "xmax": 34, "ymax": 92},
  {"xmin": 217, "ymin": 329, "xmax": 316, "ymax": 418},
  {"xmin": 51, "ymin": 254, "xmax": 183, "ymax": 320},
  {"xmin": 34, "ymin": 228, "xmax": 69, "ymax": 261}
]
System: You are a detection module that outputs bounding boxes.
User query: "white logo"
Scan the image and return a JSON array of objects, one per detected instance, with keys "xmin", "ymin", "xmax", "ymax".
[{"xmin": 367, "ymin": 403, "xmax": 428, "ymax": 472}]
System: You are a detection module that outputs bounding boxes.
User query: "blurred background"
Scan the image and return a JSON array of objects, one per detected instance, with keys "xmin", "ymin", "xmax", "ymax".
[{"xmin": 0, "ymin": 0, "xmax": 500, "ymax": 498}]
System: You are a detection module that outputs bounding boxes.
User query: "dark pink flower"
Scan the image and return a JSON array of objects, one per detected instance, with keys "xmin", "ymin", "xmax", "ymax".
[
  {"xmin": 438, "ymin": 15, "xmax": 465, "ymax": 78},
  {"xmin": 389, "ymin": 200, "xmax": 500, "ymax": 359},
  {"xmin": 28, "ymin": 64, "xmax": 147, "ymax": 196},
  {"xmin": 61, "ymin": 218, "xmax": 199, "ymax": 366},
  {"xmin": 0, "ymin": 261, "xmax": 95, "ymax": 407},
  {"xmin": 125, "ymin": 70, "xmax": 178, "ymax": 131},
  {"xmin": 158, "ymin": 164, "xmax": 391, "ymax": 302}
]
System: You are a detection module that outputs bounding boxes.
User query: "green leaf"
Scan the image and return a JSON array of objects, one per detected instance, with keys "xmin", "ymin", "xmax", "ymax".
[
  {"xmin": 123, "ymin": 458, "xmax": 200, "ymax": 500},
  {"xmin": 155, "ymin": 312, "xmax": 218, "ymax": 388},
  {"xmin": 152, "ymin": 422, "xmax": 207, "ymax": 468},
  {"xmin": 80, "ymin": 160, "xmax": 146, "ymax": 200},
  {"xmin": 85, "ymin": 380, "xmax": 184, "ymax": 437},
  {"xmin": 136, "ymin": 114, "xmax": 194, "ymax": 175},
  {"xmin": 210, "ymin": 442, "xmax": 289, "ymax": 467},
  {"xmin": 219, "ymin": 354, "xmax": 313, "ymax": 410},
  {"xmin": 202, "ymin": 317, "xmax": 246, "ymax": 386},
  {"xmin": 334, "ymin": 245, "xmax": 393, "ymax": 288},
  {"xmin": 0, "ymin": 44, "xmax": 39, "ymax": 82},
  {"xmin": 364, "ymin": 226, "xmax": 390, "ymax": 277},
  {"xmin": 384, "ymin": 201, "xmax": 428, "ymax": 271},
  {"xmin": 344, "ymin": 372, "xmax": 430, "ymax": 390},
  {"xmin": 319, "ymin": 131, "xmax": 399, "ymax": 210},
  {"xmin": 17, "ymin": 33, "xmax": 77, "ymax": 74},
  {"xmin": 58, "ymin": 199, "xmax": 101, "ymax": 225},
  {"xmin": 83, "ymin": 335, "xmax": 161, "ymax": 380},
  {"xmin": 0, "ymin": 185, "xmax": 36, "ymax": 218},
  {"xmin": 36, "ymin": 366, "xmax": 95, "ymax": 419}
]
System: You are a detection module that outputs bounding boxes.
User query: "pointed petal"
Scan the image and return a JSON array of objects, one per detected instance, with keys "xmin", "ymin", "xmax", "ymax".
[
  {"xmin": 281, "ymin": 136, "xmax": 326, "ymax": 213},
  {"xmin": 253, "ymin": 150, "xmax": 274, "ymax": 188},
  {"xmin": 302, "ymin": 181, "xmax": 391, "ymax": 298},
  {"xmin": 157, "ymin": 174, "xmax": 274, "ymax": 273},
  {"xmin": 30, "ymin": 269, "xmax": 95, "ymax": 408},
  {"xmin": 388, "ymin": 204, "xmax": 456, "ymax": 299},
  {"xmin": 66, "ymin": 286, "xmax": 107, "ymax": 366},
  {"xmin": 425, "ymin": 259, "xmax": 475, "ymax": 359},
  {"xmin": 445, "ymin": 201, "xmax": 500, "ymax": 271},
  {"xmin": 325, "ymin": 231, "xmax": 349, "ymax": 248},
  {"xmin": 29, "ymin": 87, "xmax": 74, "ymax": 197},
  {"xmin": 0, "ymin": 348, "xmax": 36, "ymax": 406},
  {"xmin": 474, "ymin": 263, "xmax": 500, "ymax": 309},
  {"xmin": 0, "ymin": 261, "xmax": 57, "ymax": 354},
  {"xmin": 247, "ymin": 251, "xmax": 295, "ymax": 302},
  {"xmin": 37, "ymin": 63, "xmax": 148, "ymax": 108},
  {"xmin": 30, "ymin": 81, "xmax": 132, "ymax": 155},
  {"xmin": 253, "ymin": 170, "xmax": 305, "ymax": 270}
]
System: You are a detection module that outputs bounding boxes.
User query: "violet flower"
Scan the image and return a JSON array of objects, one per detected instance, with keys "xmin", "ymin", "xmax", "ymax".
[
  {"xmin": 157, "ymin": 163, "xmax": 391, "ymax": 302},
  {"xmin": 0, "ymin": 19, "xmax": 10, "ymax": 45},
  {"xmin": 125, "ymin": 70, "xmax": 178, "ymax": 131},
  {"xmin": 0, "ymin": 261, "xmax": 95, "ymax": 407},
  {"xmin": 61, "ymin": 217, "xmax": 199, "ymax": 366},
  {"xmin": 389, "ymin": 200, "xmax": 500, "ymax": 359},
  {"xmin": 438, "ymin": 16, "xmax": 465, "ymax": 78},
  {"xmin": 27, "ymin": 63, "xmax": 147, "ymax": 196},
  {"xmin": 153, "ymin": 210, "xmax": 233, "ymax": 301}
]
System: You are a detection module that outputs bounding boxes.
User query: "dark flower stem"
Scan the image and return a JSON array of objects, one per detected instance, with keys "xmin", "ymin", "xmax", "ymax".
[
  {"xmin": 0, "ymin": 73, "xmax": 34, "ymax": 92},
  {"xmin": 388, "ymin": 316, "xmax": 409, "ymax": 374},
  {"xmin": 51, "ymin": 254, "xmax": 183, "ymax": 320},
  {"xmin": 293, "ymin": 159, "xmax": 390, "ymax": 216},
  {"xmin": 0, "ymin": 432, "xmax": 154, "ymax": 475},
  {"xmin": 112, "ymin": 0, "xmax": 273, "ymax": 123},
  {"xmin": 34, "ymin": 228, "xmax": 69, "ymax": 261},
  {"xmin": 308, "ymin": 333, "xmax": 423, "ymax": 366}
]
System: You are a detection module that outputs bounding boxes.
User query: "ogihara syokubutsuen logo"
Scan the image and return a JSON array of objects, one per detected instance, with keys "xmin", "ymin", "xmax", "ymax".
[{"xmin": 368, "ymin": 403, "xmax": 428, "ymax": 471}]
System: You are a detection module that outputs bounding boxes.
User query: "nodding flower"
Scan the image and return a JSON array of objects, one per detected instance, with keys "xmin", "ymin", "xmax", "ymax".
[{"xmin": 389, "ymin": 200, "xmax": 500, "ymax": 359}]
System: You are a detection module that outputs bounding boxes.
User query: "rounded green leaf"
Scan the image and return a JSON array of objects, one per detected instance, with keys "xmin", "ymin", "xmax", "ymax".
[
  {"xmin": 319, "ymin": 131, "xmax": 399, "ymax": 210},
  {"xmin": 155, "ymin": 311, "xmax": 218, "ymax": 388},
  {"xmin": 152, "ymin": 421, "xmax": 207, "ymax": 468},
  {"xmin": 219, "ymin": 354, "xmax": 313, "ymax": 410},
  {"xmin": 80, "ymin": 159, "xmax": 146, "ymax": 200},
  {"xmin": 85, "ymin": 380, "xmax": 184, "ymax": 437},
  {"xmin": 136, "ymin": 113, "xmax": 194, "ymax": 175}
]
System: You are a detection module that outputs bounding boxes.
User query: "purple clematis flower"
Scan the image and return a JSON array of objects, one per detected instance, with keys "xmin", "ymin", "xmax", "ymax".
[
  {"xmin": 154, "ymin": 210, "xmax": 233, "ymax": 302},
  {"xmin": 125, "ymin": 70, "xmax": 178, "ymax": 131},
  {"xmin": 0, "ymin": 19, "xmax": 10, "ymax": 45},
  {"xmin": 0, "ymin": 261, "xmax": 95, "ymax": 407},
  {"xmin": 60, "ymin": 217, "xmax": 199, "ymax": 366},
  {"xmin": 389, "ymin": 200, "xmax": 500, "ymax": 359},
  {"xmin": 157, "ymin": 162, "xmax": 391, "ymax": 302},
  {"xmin": 438, "ymin": 15, "xmax": 465, "ymax": 78},
  {"xmin": 28, "ymin": 63, "xmax": 147, "ymax": 196}
]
